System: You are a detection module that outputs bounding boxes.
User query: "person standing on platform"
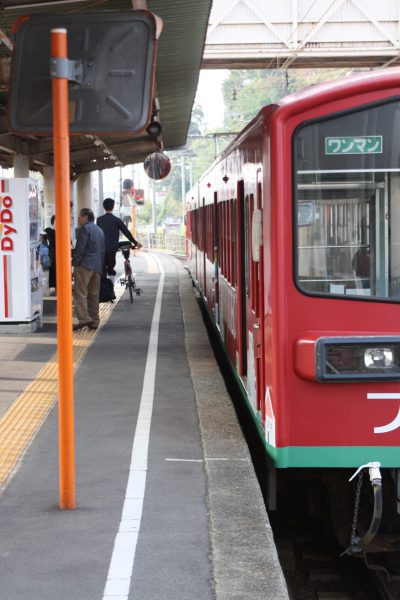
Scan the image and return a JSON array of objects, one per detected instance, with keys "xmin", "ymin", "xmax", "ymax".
[
  {"xmin": 73, "ymin": 208, "xmax": 105, "ymax": 331},
  {"xmin": 97, "ymin": 197, "xmax": 141, "ymax": 276},
  {"xmin": 44, "ymin": 215, "xmax": 56, "ymax": 289}
]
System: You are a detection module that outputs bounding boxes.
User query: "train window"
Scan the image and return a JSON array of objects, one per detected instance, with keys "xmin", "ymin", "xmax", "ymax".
[
  {"xmin": 227, "ymin": 200, "xmax": 230, "ymax": 282},
  {"xmin": 294, "ymin": 98, "xmax": 400, "ymax": 301},
  {"xmin": 221, "ymin": 202, "xmax": 226, "ymax": 277},
  {"xmin": 192, "ymin": 209, "xmax": 197, "ymax": 246},
  {"xmin": 228, "ymin": 199, "xmax": 235, "ymax": 285},
  {"xmin": 244, "ymin": 195, "xmax": 250, "ymax": 296},
  {"xmin": 206, "ymin": 205, "xmax": 209, "ymax": 254},
  {"xmin": 232, "ymin": 199, "xmax": 237, "ymax": 286},
  {"xmin": 218, "ymin": 203, "xmax": 222, "ymax": 274},
  {"xmin": 202, "ymin": 202, "xmax": 206, "ymax": 253},
  {"xmin": 207, "ymin": 204, "xmax": 212, "ymax": 259}
]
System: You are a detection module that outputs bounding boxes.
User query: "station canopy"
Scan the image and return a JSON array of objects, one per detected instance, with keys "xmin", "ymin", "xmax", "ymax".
[{"xmin": 0, "ymin": 0, "xmax": 212, "ymax": 175}]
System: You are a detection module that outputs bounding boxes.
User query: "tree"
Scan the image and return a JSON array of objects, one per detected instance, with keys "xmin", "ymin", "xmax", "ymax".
[
  {"xmin": 287, "ymin": 67, "xmax": 351, "ymax": 93},
  {"xmin": 189, "ymin": 103, "xmax": 205, "ymax": 136},
  {"xmin": 136, "ymin": 201, "xmax": 152, "ymax": 226},
  {"xmin": 222, "ymin": 68, "xmax": 355, "ymax": 130},
  {"xmin": 222, "ymin": 70, "xmax": 287, "ymax": 130},
  {"xmin": 153, "ymin": 102, "xmax": 223, "ymax": 219}
]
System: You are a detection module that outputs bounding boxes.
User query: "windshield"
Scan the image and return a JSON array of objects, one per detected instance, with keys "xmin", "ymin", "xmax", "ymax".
[{"xmin": 294, "ymin": 99, "xmax": 400, "ymax": 301}]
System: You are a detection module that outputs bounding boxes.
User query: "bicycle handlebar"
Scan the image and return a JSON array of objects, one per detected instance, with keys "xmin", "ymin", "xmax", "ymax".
[{"xmin": 118, "ymin": 241, "xmax": 141, "ymax": 250}]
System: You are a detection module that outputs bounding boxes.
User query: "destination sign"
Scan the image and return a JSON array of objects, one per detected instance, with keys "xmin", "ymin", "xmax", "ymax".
[{"xmin": 325, "ymin": 136, "xmax": 382, "ymax": 155}]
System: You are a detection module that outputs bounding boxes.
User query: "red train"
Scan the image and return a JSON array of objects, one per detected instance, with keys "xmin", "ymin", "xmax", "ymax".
[{"xmin": 187, "ymin": 68, "xmax": 400, "ymax": 551}]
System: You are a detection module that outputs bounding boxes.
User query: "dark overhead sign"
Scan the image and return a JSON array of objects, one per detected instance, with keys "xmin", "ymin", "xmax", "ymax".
[{"xmin": 8, "ymin": 11, "xmax": 160, "ymax": 135}]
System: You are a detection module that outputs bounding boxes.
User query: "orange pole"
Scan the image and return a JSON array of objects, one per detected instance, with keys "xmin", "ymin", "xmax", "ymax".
[{"xmin": 51, "ymin": 28, "xmax": 75, "ymax": 509}]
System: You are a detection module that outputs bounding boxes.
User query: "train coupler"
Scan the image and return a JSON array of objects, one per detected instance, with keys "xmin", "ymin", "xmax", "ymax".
[{"xmin": 341, "ymin": 462, "xmax": 382, "ymax": 556}]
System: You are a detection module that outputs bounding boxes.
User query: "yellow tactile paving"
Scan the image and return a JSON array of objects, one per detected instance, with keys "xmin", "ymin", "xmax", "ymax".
[{"xmin": 0, "ymin": 284, "xmax": 125, "ymax": 489}]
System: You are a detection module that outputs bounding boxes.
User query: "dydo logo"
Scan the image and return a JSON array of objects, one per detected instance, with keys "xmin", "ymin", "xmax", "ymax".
[
  {"xmin": 0, "ymin": 185, "xmax": 16, "ymax": 251},
  {"xmin": 0, "ymin": 179, "xmax": 14, "ymax": 319}
]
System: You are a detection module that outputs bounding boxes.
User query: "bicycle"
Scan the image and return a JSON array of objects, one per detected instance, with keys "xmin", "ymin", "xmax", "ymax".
[{"xmin": 117, "ymin": 242, "xmax": 142, "ymax": 303}]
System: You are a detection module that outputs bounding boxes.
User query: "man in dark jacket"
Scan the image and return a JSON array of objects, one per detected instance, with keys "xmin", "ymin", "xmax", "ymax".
[
  {"xmin": 44, "ymin": 214, "xmax": 56, "ymax": 288},
  {"xmin": 97, "ymin": 197, "xmax": 141, "ymax": 276},
  {"xmin": 73, "ymin": 208, "xmax": 105, "ymax": 331}
]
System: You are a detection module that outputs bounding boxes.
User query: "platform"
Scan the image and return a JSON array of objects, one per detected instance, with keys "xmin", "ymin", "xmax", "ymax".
[{"xmin": 0, "ymin": 252, "xmax": 288, "ymax": 600}]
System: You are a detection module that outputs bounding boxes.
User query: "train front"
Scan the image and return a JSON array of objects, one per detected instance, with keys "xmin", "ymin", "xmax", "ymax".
[{"xmin": 270, "ymin": 72, "xmax": 400, "ymax": 541}]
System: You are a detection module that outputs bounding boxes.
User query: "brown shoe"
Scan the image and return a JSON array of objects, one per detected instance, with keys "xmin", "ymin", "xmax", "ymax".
[{"xmin": 88, "ymin": 322, "xmax": 99, "ymax": 330}]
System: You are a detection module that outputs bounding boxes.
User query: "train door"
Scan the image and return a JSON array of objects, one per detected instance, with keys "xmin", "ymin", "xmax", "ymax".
[
  {"xmin": 236, "ymin": 180, "xmax": 247, "ymax": 375},
  {"xmin": 202, "ymin": 197, "xmax": 206, "ymax": 297},
  {"xmin": 237, "ymin": 175, "xmax": 265, "ymax": 413},
  {"xmin": 193, "ymin": 207, "xmax": 199, "ymax": 283},
  {"xmin": 244, "ymin": 176, "xmax": 264, "ymax": 415},
  {"xmin": 213, "ymin": 192, "xmax": 220, "ymax": 324},
  {"xmin": 255, "ymin": 171, "xmax": 265, "ymax": 420}
]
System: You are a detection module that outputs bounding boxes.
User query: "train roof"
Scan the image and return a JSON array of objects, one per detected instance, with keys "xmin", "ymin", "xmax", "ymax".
[
  {"xmin": 196, "ymin": 67, "xmax": 400, "ymax": 186},
  {"xmin": 276, "ymin": 66, "xmax": 400, "ymax": 112}
]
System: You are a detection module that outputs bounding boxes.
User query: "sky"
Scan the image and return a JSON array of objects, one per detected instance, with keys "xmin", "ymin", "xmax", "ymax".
[{"xmin": 195, "ymin": 69, "xmax": 229, "ymax": 130}]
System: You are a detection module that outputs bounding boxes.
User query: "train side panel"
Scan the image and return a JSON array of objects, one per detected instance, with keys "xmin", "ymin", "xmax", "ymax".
[
  {"xmin": 188, "ymin": 67, "xmax": 400, "ymax": 473},
  {"xmin": 270, "ymin": 80, "xmax": 400, "ymax": 468}
]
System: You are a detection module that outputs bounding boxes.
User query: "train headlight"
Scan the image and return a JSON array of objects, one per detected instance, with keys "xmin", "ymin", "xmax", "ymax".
[
  {"xmin": 364, "ymin": 348, "xmax": 394, "ymax": 369},
  {"xmin": 315, "ymin": 337, "xmax": 400, "ymax": 382}
]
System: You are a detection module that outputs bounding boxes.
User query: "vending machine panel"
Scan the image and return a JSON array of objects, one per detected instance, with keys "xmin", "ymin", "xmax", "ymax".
[{"xmin": 0, "ymin": 178, "xmax": 43, "ymax": 326}]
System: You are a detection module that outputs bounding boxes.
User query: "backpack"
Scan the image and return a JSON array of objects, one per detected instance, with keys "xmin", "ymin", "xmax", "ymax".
[
  {"xmin": 99, "ymin": 276, "xmax": 116, "ymax": 303},
  {"xmin": 39, "ymin": 243, "xmax": 50, "ymax": 269}
]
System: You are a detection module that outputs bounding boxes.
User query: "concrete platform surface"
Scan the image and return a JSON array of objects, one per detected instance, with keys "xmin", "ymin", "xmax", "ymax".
[{"xmin": 0, "ymin": 252, "xmax": 288, "ymax": 600}]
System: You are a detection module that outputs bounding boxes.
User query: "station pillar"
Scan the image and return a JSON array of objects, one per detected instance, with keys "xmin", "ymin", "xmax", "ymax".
[
  {"xmin": 76, "ymin": 172, "xmax": 95, "ymax": 215},
  {"xmin": 43, "ymin": 166, "xmax": 55, "ymax": 227},
  {"xmin": 70, "ymin": 179, "xmax": 77, "ymax": 246},
  {"xmin": 98, "ymin": 170, "xmax": 104, "ymax": 212},
  {"xmin": 13, "ymin": 154, "xmax": 29, "ymax": 178}
]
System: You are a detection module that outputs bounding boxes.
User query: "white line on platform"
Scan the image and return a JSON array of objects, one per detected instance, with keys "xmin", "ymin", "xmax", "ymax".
[
  {"xmin": 164, "ymin": 457, "xmax": 250, "ymax": 462},
  {"xmin": 165, "ymin": 458, "xmax": 203, "ymax": 462},
  {"xmin": 205, "ymin": 457, "xmax": 249, "ymax": 461},
  {"xmin": 103, "ymin": 254, "xmax": 165, "ymax": 600}
]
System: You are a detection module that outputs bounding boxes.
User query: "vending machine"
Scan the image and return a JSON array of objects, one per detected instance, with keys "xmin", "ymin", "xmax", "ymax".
[{"xmin": 0, "ymin": 178, "xmax": 43, "ymax": 329}]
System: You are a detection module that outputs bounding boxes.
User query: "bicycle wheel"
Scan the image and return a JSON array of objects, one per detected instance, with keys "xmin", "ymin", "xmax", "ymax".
[{"xmin": 127, "ymin": 274, "xmax": 134, "ymax": 303}]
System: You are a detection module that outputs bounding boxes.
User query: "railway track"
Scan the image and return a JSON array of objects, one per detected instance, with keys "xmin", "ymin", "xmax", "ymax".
[
  {"xmin": 364, "ymin": 557, "xmax": 400, "ymax": 600},
  {"xmin": 270, "ymin": 505, "xmax": 400, "ymax": 600}
]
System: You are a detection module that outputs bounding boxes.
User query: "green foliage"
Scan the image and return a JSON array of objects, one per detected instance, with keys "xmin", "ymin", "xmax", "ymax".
[
  {"xmin": 287, "ymin": 67, "xmax": 352, "ymax": 93},
  {"xmin": 222, "ymin": 70, "xmax": 287, "ymax": 130},
  {"xmin": 136, "ymin": 201, "xmax": 152, "ymax": 226},
  {"xmin": 155, "ymin": 102, "xmax": 234, "ymax": 217},
  {"xmin": 189, "ymin": 103, "xmax": 205, "ymax": 136},
  {"xmin": 222, "ymin": 68, "xmax": 355, "ymax": 130},
  {"xmin": 190, "ymin": 135, "xmax": 221, "ymax": 182},
  {"xmin": 158, "ymin": 193, "xmax": 182, "ymax": 223}
]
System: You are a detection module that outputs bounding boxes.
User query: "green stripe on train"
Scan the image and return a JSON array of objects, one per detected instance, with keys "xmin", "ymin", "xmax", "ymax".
[{"xmin": 263, "ymin": 444, "xmax": 400, "ymax": 468}]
